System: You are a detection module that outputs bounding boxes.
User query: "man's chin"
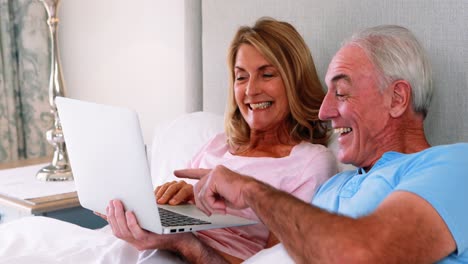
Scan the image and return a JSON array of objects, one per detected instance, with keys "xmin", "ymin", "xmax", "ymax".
[{"xmin": 337, "ymin": 151, "xmax": 354, "ymax": 166}]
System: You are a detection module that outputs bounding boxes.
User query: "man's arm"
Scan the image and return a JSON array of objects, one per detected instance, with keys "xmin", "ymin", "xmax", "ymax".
[
  {"xmin": 246, "ymin": 181, "xmax": 456, "ymax": 263},
  {"xmin": 177, "ymin": 166, "xmax": 456, "ymax": 263}
]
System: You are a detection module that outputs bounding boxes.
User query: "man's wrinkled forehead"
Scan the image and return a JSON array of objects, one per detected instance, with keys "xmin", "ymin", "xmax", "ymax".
[{"xmin": 325, "ymin": 45, "xmax": 374, "ymax": 85}]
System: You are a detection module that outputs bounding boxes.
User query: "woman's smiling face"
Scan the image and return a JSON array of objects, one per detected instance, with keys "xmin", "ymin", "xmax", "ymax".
[{"xmin": 234, "ymin": 44, "xmax": 290, "ymax": 132}]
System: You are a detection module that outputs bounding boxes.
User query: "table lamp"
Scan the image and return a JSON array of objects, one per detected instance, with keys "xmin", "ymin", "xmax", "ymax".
[{"xmin": 36, "ymin": 0, "xmax": 73, "ymax": 181}]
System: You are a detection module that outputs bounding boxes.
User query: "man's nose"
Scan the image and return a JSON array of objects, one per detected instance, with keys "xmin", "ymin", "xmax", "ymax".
[{"xmin": 319, "ymin": 92, "xmax": 339, "ymax": 120}]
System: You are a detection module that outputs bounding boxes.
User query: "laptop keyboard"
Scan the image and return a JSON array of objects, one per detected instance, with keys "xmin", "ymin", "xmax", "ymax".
[{"xmin": 158, "ymin": 207, "xmax": 211, "ymax": 227}]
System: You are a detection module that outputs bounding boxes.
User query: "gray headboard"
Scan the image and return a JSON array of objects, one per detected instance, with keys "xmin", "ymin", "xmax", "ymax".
[{"xmin": 201, "ymin": 0, "xmax": 468, "ymax": 146}]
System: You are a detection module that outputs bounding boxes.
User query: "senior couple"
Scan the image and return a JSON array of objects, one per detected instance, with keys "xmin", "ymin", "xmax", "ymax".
[{"xmin": 105, "ymin": 18, "xmax": 468, "ymax": 263}]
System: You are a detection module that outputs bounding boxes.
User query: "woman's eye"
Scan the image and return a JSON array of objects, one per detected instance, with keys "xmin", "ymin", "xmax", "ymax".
[{"xmin": 236, "ymin": 75, "xmax": 247, "ymax": 81}]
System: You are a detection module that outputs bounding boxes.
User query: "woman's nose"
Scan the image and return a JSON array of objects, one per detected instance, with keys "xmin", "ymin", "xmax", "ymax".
[{"xmin": 245, "ymin": 78, "xmax": 261, "ymax": 96}]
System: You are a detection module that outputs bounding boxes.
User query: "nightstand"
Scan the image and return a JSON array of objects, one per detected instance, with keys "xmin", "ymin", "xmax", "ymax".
[{"xmin": 0, "ymin": 157, "xmax": 107, "ymax": 229}]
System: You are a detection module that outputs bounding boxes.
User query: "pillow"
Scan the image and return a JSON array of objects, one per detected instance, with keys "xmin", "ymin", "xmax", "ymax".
[{"xmin": 150, "ymin": 111, "xmax": 224, "ymax": 188}]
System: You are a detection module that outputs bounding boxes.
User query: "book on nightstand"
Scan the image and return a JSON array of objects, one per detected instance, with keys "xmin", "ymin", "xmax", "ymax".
[
  {"xmin": 0, "ymin": 158, "xmax": 106, "ymax": 229},
  {"xmin": 0, "ymin": 159, "xmax": 79, "ymax": 212},
  {"xmin": 0, "ymin": 162, "xmax": 76, "ymax": 206}
]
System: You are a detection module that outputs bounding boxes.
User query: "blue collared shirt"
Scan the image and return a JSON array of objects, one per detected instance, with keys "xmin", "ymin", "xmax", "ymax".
[{"xmin": 312, "ymin": 143, "xmax": 468, "ymax": 263}]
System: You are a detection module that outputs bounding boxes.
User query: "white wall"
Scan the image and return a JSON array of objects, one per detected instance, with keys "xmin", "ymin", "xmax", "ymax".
[
  {"xmin": 202, "ymin": 0, "xmax": 468, "ymax": 145},
  {"xmin": 58, "ymin": 0, "xmax": 201, "ymax": 144}
]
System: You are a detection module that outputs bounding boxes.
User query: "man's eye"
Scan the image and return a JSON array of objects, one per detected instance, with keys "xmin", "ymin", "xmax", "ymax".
[{"xmin": 335, "ymin": 91, "xmax": 346, "ymax": 98}]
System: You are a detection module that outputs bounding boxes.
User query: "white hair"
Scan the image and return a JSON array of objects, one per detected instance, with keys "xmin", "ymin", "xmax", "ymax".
[{"xmin": 343, "ymin": 25, "xmax": 433, "ymax": 118}]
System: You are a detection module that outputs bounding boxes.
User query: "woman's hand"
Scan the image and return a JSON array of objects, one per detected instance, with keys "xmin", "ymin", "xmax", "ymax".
[
  {"xmin": 105, "ymin": 200, "xmax": 230, "ymax": 263},
  {"xmin": 94, "ymin": 211, "xmax": 107, "ymax": 221},
  {"xmin": 106, "ymin": 199, "xmax": 192, "ymax": 251},
  {"xmin": 155, "ymin": 180, "xmax": 194, "ymax": 205}
]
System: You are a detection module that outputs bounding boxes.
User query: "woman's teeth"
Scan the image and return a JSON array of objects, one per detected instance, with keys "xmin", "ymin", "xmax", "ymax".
[
  {"xmin": 250, "ymin": 102, "xmax": 272, "ymax": 110},
  {"xmin": 334, "ymin": 127, "xmax": 352, "ymax": 135}
]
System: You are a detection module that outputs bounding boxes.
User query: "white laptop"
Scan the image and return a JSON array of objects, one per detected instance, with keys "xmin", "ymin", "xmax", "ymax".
[{"xmin": 55, "ymin": 97, "xmax": 257, "ymax": 234}]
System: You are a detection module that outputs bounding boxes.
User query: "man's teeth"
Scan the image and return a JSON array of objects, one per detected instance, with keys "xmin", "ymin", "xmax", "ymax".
[
  {"xmin": 334, "ymin": 127, "xmax": 352, "ymax": 134},
  {"xmin": 250, "ymin": 102, "xmax": 272, "ymax": 110}
]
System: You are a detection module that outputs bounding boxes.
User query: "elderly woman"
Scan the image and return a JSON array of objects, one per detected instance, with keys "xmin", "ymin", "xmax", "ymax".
[{"xmin": 106, "ymin": 17, "xmax": 337, "ymax": 263}]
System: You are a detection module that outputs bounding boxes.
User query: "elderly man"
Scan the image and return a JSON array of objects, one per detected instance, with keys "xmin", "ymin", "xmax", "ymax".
[{"xmin": 176, "ymin": 25, "xmax": 468, "ymax": 263}]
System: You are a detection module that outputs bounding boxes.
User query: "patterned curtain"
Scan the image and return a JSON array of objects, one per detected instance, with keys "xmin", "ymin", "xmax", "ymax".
[{"xmin": 0, "ymin": 0, "xmax": 53, "ymax": 163}]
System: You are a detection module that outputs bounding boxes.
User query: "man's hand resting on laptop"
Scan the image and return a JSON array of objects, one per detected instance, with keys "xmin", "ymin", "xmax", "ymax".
[{"xmin": 155, "ymin": 180, "xmax": 195, "ymax": 205}]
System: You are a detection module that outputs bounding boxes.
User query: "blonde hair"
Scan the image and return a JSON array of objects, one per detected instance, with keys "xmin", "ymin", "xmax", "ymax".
[{"xmin": 225, "ymin": 17, "xmax": 328, "ymax": 149}]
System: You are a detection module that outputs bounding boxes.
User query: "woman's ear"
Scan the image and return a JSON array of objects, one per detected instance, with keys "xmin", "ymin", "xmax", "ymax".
[{"xmin": 390, "ymin": 80, "xmax": 412, "ymax": 118}]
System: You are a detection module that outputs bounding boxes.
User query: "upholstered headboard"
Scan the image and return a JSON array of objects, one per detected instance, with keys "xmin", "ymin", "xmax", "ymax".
[{"xmin": 201, "ymin": 0, "xmax": 468, "ymax": 146}]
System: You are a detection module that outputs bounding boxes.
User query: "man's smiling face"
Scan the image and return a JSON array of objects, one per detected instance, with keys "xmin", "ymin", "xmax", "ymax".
[{"xmin": 319, "ymin": 45, "xmax": 394, "ymax": 168}]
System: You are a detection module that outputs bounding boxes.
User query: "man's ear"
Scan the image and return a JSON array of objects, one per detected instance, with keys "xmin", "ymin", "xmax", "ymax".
[{"xmin": 390, "ymin": 80, "xmax": 412, "ymax": 118}]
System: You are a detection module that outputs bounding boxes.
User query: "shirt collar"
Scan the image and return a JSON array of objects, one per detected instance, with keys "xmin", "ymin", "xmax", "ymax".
[{"xmin": 358, "ymin": 151, "xmax": 405, "ymax": 175}]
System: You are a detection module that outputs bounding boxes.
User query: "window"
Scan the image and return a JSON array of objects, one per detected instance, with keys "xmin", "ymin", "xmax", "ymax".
[{"xmin": 0, "ymin": 1, "xmax": 53, "ymax": 163}]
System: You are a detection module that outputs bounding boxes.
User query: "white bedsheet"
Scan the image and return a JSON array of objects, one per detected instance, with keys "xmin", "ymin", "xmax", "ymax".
[
  {"xmin": 0, "ymin": 216, "xmax": 191, "ymax": 264},
  {"xmin": 242, "ymin": 244, "xmax": 294, "ymax": 264},
  {"xmin": 0, "ymin": 216, "xmax": 295, "ymax": 264},
  {"xmin": 0, "ymin": 216, "xmax": 139, "ymax": 264}
]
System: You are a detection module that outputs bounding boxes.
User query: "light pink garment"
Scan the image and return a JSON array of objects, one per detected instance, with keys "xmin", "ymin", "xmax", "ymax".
[{"xmin": 188, "ymin": 133, "xmax": 337, "ymax": 260}]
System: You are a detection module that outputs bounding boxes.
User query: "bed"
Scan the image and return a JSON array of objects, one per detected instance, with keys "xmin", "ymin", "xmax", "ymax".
[{"xmin": 0, "ymin": 0, "xmax": 466, "ymax": 263}]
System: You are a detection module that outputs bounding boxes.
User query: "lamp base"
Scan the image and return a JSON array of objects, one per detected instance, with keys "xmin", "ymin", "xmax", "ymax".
[{"xmin": 36, "ymin": 164, "xmax": 73, "ymax": 181}]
